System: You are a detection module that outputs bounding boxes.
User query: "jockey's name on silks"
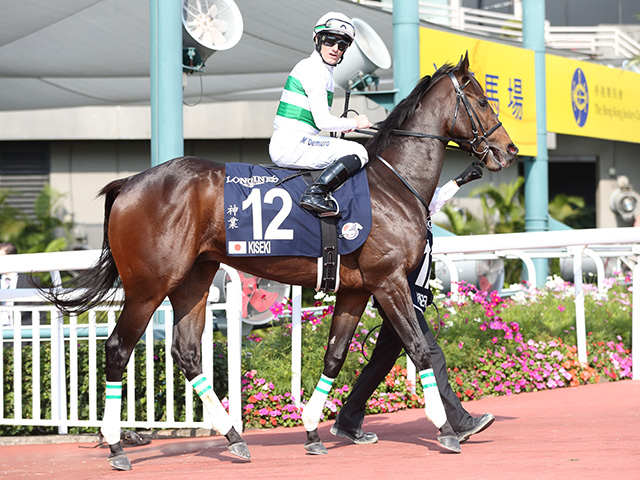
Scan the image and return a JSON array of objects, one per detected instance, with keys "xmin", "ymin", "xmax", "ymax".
[{"xmin": 223, "ymin": 163, "xmax": 372, "ymax": 257}]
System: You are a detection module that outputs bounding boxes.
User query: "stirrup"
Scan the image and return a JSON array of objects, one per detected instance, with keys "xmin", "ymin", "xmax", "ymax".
[{"xmin": 300, "ymin": 194, "xmax": 340, "ymax": 217}]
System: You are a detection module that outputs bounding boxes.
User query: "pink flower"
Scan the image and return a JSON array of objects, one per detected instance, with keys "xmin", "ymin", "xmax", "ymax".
[{"xmin": 557, "ymin": 305, "xmax": 565, "ymax": 312}]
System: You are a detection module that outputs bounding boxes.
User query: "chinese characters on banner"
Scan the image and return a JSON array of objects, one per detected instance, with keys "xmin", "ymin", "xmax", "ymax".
[
  {"xmin": 420, "ymin": 27, "xmax": 537, "ymax": 156},
  {"xmin": 420, "ymin": 27, "xmax": 640, "ymax": 151}
]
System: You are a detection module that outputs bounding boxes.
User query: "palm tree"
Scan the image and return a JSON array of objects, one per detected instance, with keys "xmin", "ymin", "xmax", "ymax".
[{"xmin": 468, "ymin": 176, "xmax": 525, "ymax": 234}]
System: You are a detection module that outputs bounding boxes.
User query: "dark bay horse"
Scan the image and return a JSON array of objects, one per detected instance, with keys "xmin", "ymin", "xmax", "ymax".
[{"xmin": 46, "ymin": 54, "xmax": 517, "ymax": 470}]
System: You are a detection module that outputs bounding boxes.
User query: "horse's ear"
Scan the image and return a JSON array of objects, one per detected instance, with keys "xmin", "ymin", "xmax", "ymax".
[{"xmin": 457, "ymin": 51, "xmax": 470, "ymax": 75}]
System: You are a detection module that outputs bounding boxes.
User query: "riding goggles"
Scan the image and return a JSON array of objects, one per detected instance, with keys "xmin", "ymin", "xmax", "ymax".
[{"xmin": 320, "ymin": 34, "xmax": 351, "ymax": 51}]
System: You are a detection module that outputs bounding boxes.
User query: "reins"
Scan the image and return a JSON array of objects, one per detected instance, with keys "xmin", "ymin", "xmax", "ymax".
[{"xmin": 357, "ymin": 72, "xmax": 502, "ymax": 160}]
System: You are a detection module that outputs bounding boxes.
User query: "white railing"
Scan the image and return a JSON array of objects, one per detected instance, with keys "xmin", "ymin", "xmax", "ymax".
[
  {"xmin": 0, "ymin": 256, "xmax": 245, "ymax": 434},
  {"xmin": 350, "ymin": 1, "xmax": 640, "ymax": 59},
  {"xmin": 1, "ymin": 226, "xmax": 639, "ymax": 434},
  {"xmin": 546, "ymin": 26, "xmax": 640, "ymax": 59},
  {"xmin": 432, "ymin": 228, "xmax": 639, "ymax": 364}
]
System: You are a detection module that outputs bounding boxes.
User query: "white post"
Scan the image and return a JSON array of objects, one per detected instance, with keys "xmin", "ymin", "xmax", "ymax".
[
  {"xmin": 291, "ymin": 285, "xmax": 302, "ymax": 408},
  {"xmin": 52, "ymin": 310, "xmax": 68, "ymax": 434},
  {"xmin": 570, "ymin": 246, "xmax": 588, "ymax": 364},
  {"xmin": 406, "ymin": 356, "xmax": 417, "ymax": 394},
  {"xmin": 49, "ymin": 269, "xmax": 67, "ymax": 434},
  {"xmin": 633, "ymin": 246, "xmax": 640, "ymax": 381},
  {"xmin": 225, "ymin": 272, "xmax": 243, "ymax": 433},
  {"xmin": 498, "ymin": 249, "xmax": 537, "ymax": 287},
  {"xmin": 513, "ymin": 0, "xmax": 523, "ymax": 19}
]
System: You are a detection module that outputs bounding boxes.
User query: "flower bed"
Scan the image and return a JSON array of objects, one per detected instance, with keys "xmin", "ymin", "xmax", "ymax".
[{"xmin": 237, "ymin": 275, "xmax": 633, "ymax": 429}]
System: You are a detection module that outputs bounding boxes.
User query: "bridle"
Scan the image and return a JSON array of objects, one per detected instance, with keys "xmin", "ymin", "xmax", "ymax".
[
  {"xmin": 363, "ymin": 70, "xmax": 503, "ymax": 217},
  {"xmin": 387, "ymin": 72, "xmax": 503, "ymax": 161}
]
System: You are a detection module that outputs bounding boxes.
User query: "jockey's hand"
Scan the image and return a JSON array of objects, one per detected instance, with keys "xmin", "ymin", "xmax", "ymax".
[
  {"xmin": 354, "ymin": 114, "xmax": 372, "ymax": 129},
  {"xmin": 454, "ymin": 160, "xmax": 484, "ymax": 187}
]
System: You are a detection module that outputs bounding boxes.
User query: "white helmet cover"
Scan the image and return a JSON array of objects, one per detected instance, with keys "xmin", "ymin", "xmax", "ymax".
[{"xmin": 313, "ymin": 12, "xmax": 356, "ymax": 42}]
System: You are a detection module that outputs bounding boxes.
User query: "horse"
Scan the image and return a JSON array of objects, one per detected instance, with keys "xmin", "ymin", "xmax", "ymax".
[{"xmin": 45, "ymin": 53, "xmax": 518, "ymax": 470}]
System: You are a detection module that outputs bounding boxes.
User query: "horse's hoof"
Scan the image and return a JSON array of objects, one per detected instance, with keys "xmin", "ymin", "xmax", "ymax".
[
  {"xmin": 227, "ymin": 441, "xmax": 251, "ymax": 461},
  {"xmin": 107, "ymin": 452, "xmax": 132, "ymax": 471},
  {"xmin": 437, "ymin": 434, "xmax": 461, "ymax": 453},
  {"xmin": 304, "ymin": 441, "xmax": 328, "ymax": 455}
]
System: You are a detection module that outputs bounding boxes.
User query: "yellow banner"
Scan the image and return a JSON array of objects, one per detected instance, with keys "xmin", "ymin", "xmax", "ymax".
[
  {"xmin": 546, "ymin": 54, "xmax": 640, "ymax": 142},
  {"xmin": 419, "ymin": 28, "xmax": 537, "ymax": 156}
]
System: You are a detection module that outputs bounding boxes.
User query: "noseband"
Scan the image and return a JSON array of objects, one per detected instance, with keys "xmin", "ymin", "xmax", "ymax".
[{"xmin": 390, "ymin": 72, "xmax": 503, "ymax": 161}]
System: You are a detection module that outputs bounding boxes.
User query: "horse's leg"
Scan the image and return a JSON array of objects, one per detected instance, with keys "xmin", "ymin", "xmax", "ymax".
[
  {"xmin": 372, "ymin": 277, "xmax": 461, "ymax": 453},
  {"xmin": 101, "ymin": 293, "xmax": 166, "ymax": 470},
  {"xmin": 168, "ymin": 261, "xmax": 250, "ymax": 461},
  {"xmin": 302, "ymin": 292, "xmax": 370, "ymax": 455}
]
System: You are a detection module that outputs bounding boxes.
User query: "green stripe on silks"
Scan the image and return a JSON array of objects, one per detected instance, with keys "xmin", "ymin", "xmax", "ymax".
[
  {"xmin": 105, "ymin": 395, "xmax": 121, "ymax": 399},
  {"xmin": 284, "ymin": 76, "xmax": 306, "ymax": 95},
  {"xmin": 276, "ymin": 102, "xmax": 318, "ymax": 130}
]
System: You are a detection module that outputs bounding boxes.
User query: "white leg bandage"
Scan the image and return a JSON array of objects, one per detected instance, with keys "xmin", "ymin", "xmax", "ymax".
[
  {"xmin": 420, "ymin": 368, "xmax": 447, "ymax": 429},
  {"xmin": 100, "ymin": 381, "xmax": 122, "ymax": 445},
  {"xmin": 302, "ymin": 374, "xmax": 334, "ymax": 432},
  {"xmin": 191, "ymin": 374, "xmax": 233, "ymax": 436}
]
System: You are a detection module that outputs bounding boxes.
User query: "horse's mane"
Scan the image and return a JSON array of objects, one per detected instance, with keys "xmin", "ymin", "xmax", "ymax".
[{"xmin": 366, "ymin": 62, "xmax": 458, "ymax": 157}]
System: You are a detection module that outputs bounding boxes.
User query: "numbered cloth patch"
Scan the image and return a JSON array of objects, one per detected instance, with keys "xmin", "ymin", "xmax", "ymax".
[{"xmin": 224, "ymin": 163, "xmax": 372, "ymax": 257}]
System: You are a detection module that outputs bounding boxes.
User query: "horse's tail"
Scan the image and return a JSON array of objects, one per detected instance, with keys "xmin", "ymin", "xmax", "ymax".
[{"xmin": 41, "ymin": 178, "xmax": 129, "ymax": 315}]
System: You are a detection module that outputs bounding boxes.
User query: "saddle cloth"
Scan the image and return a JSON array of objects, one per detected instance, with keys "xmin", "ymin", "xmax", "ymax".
[{"xmin": 224, "ymin": 163, "xmax": 372, "ymax": 257}]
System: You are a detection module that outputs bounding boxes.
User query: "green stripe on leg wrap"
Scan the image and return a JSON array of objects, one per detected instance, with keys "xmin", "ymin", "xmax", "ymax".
[{"xmin": 315, "ymin": 375, "xmax": 334, "ymax": 395}]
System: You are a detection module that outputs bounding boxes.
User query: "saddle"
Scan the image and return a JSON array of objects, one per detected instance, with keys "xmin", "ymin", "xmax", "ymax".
[{"xmin": 223, "ymin": 163, "xmax": 372, "ymax": 291}]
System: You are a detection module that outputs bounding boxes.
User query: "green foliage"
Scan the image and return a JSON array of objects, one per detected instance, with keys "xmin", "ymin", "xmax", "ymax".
[
  {"xmin": 438, "ymin": 204, "xmax": 485, "ymax": 235},
  {"xmin": 241, "ymin": 299, "xmax": 382, "ymax": 397},
  {"xmin": 0, "ymin": 336, "xmax": 228, "ymax": 436},
  {"xmin": 0, "ymin": 185, "xmax": 72, "ymax": 254},
  {"xmin": 469, "ymin": 176, "xmax": 525, "ymax": 234}
]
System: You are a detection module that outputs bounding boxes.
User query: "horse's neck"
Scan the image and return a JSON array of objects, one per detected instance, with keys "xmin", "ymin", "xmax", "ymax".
[{"xmin": 377, "ymin": 140, "xmax": 445, "ymax": 208}]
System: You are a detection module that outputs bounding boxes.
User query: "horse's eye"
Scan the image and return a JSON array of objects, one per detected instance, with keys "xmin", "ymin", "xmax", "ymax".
[{"xmin": 478, "ymin": 99, "xmax": 489, "ymax": 108}]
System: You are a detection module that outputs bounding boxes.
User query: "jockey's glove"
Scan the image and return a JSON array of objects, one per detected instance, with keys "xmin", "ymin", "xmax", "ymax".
[{"xmin": 454, "ymin": 160, "xmax": 484, "ymax": 187}]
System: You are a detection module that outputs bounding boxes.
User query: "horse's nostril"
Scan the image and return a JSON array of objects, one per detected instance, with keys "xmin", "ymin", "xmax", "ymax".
[{"xmin": 507, "ymin": 143, "xmax": 519, "ymax": 155}]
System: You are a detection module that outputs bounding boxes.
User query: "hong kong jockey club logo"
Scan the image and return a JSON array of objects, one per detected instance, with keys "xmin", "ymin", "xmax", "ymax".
[
  {"xmin": 341, "ymin": 222, "xmax": 363, "ymax": 240},
  {"xmin": 571, "ymin": 68, "xmax": 589, "ymax": 127}
]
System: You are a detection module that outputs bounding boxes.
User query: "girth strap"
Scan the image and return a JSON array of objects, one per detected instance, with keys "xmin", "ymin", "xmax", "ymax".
[{"xmin": 301, "ymin": 171, "xmax": 340, "ymax": 292}]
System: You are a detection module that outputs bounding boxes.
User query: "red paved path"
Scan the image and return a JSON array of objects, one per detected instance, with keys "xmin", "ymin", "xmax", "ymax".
[{"xmin": 1, "ymin": 380, "xmax": 639, "ymax": 479}]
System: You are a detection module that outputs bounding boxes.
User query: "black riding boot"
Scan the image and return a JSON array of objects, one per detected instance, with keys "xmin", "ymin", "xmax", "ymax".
[{"xmin": 300, "ymin": 154, "xmax": 362, "ymax": 216}]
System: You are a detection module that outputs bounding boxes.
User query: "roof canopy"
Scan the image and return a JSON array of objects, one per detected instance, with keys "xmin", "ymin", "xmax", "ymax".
[{"xmin": 0, "ymin": 0, "xmax": 394, "ymax": 111}]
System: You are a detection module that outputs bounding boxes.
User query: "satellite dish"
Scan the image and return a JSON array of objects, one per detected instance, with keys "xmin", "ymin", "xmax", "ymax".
[
  {"xmin": 182, "ymin": 0, "xmax": 243, "ymax": 72},
  {"xmin": 211, "ymin": 270, "xmax": 290, "ymax": 328},
  {"xmin": 334, "ymin": 17, "xmax": 392, "ymax": 91}
]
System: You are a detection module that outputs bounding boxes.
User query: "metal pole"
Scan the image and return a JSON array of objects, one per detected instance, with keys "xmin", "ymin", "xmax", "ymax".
[
  {"xmin": 522, "ymin": 0, "xmax": 549, "ymax": 286},
  {"xmin": 150, "ymin": 0, "xmax": 184, "ymax": 167},
  {"xmin": 393, "ymin": 0, "xmax": 420, "ymax": 106}
]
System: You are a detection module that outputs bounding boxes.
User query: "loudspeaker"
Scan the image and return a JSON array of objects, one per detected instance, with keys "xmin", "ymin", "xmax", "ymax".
[
  {"xmin": 334, "ymin": 18, "xmax": 391, "ymax": 91},
  {"xmin": 182, "ymin": 0, "xmax": 244, "ymax": 72}
]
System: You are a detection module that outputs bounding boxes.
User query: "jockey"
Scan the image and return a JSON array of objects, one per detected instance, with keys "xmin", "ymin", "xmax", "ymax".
[{"xmin": 269, "ymin": 12, "xmax": 372, "ymax": 216}]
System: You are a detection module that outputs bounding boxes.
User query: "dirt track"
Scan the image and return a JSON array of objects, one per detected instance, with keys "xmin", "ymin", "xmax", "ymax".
[{"xmin": 1, "ymin": 380, "xmax": 639, "ymax": 479}]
